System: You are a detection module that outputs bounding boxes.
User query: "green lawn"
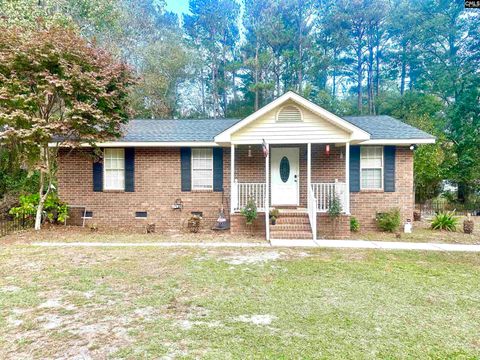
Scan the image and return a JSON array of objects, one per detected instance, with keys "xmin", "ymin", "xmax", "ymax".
[{"xmin": 0, "ymin": 244, "xmax": 479, "ymax": 359}]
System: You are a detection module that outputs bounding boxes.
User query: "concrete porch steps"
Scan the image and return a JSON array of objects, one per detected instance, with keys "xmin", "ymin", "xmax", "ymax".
[{"xmin": 270, "ymin": 209, "xmax": 313, "ymax": 240}]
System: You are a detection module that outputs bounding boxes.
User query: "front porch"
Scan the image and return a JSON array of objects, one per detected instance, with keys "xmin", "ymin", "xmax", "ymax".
[{"xmin": 230, "ymin": 143, "xmax": 351, "ymax": 240}]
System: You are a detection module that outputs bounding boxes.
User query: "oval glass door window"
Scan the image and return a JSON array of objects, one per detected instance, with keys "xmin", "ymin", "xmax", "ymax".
[{"xmin": 280, "ymin": 156, "xmax": 290, "ymax": 183}]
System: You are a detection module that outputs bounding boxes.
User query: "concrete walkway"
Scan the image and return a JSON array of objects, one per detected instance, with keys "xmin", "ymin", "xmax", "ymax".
[
  {"xmin": 272, "ymin": 239, "xmax": 480, "ymax": 252},
  {"xmin": 31, "ymin": 240, "xmax": 480, "ymax": 252}
]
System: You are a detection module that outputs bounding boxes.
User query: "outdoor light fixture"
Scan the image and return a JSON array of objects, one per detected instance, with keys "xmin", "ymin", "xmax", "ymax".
[
  {"xmin": 340, "ymin": 150, "xmax": 344, "ymax": 159},
  {"xmin": 325, "ymin": 144, "xmax": 330, "ymax": 155},
  {"xmin": 248, "ymin": 145, "xmax": 252, "ymax": 157},
  {"xmin": 409, "ymin": 144, "xmax": 417, "ymax": 151}
]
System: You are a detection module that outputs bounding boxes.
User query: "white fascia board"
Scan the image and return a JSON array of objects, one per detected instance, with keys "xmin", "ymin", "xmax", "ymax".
[
  {"xmin": 359, "ymin": 138, "xmax": 436, "ymax": 145},
  {"xmin": 215, "ymin": 91, "xmax": 371, "ymax": 143},
  {"xmin": 232, "ymin": 139, "xmax": 350, "ymax": 145},
  {"xmin": 48, "ymin": 141, "xmax": 220, "ymax": 148}
]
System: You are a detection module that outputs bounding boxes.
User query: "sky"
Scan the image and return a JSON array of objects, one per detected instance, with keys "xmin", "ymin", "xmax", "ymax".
[{"xmin": 165, "ymin": 0, "xmax": 190, "ymax": 15}]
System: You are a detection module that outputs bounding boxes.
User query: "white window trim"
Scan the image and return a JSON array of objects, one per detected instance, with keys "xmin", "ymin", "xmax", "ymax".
[
  {"xmin": 276, "ymin": 105, "xmax": 303, "ymax": 122},
  {"xmin": 191, "ymin": 148, "xmax": 214, "ymax": 191},
  {"xmin": 360, "ymin": 146, "xmax": 384, "ymax": 190},
  {"xmin": 103, "ymin": 148, "xmax": 125, "ymax": 191}
]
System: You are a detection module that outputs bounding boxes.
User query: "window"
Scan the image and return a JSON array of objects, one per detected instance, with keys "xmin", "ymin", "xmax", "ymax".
[
  {"xmin": 191, "ymin": 148, "xmax": 213, "ymax": 190},
  {"xmin": 135, "ymin": 211, "xmax": 147, "ymax": 218},
  {"xmin": 82, "ymin": 211, "xmax": 93, "ymax": 219},
  {"xmin": 104, "ymin": 148, "xmax": 125, "ymax": 190},
  {"xmin": 360, "ymin": 146, "xmax": 383, "ymax": 190}
]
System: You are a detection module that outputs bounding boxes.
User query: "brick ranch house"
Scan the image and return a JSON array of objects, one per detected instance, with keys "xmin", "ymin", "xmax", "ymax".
[{"xmin": 56, "ymin": 92, "xmax": 435, "ymax": 240}]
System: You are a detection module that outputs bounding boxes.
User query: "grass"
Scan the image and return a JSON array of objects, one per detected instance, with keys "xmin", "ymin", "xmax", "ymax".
[
  {"xmin": 0, "ymin": 244, "xmax": 479, "ymax": 358},
  {"xmin": 356, "ymin": 217, "xmax": 480, "ymax": 244}
]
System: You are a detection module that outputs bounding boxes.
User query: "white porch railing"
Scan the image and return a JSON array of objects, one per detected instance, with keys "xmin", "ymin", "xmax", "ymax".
[
  {"xmin": 307, "ymin": 185, "xmax": 317, "ymax": 241},
  {"xmin": 312, "ymin": 182, "xmax": 348, "ymax": 213},
  {"xmin": 233, "ymin": 182, "xmax": 266, "ymax": 212}
]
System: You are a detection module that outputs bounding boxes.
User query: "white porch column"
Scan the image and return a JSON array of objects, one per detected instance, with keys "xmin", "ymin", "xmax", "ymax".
[
  {"xmin": 345, "ymin": 142, "xmax": 350, "ymax": 214},
  {"xmin": 230, "ymin": 144, "xmax": 235, "ymax": 214},
  {"xmin": 307, "ymin": 143, "xmax": 312, "ymax": 191},
  {"xmin": 265, "ymin": 143, "xmax": 270, "ymax": 241}
]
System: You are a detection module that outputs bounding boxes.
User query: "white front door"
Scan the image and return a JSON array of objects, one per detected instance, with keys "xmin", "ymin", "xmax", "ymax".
[{"xmin": 271, "ymin": 147, "xmax": 299, "ymax": 206}]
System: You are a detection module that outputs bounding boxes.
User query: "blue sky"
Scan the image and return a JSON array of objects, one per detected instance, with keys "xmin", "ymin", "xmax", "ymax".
[{"xmin": 165, "ymin": 0, "xmax": 190, "ymax": 14}]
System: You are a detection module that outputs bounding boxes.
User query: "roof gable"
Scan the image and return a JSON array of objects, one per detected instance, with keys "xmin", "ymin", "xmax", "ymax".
[{"xmin": 215, "ymin": 91, "xmax": 371, "ymax": 143}]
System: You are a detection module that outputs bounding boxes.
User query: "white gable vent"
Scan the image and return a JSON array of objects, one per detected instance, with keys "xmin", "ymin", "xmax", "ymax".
[{"xmin": 277, "ymin": 105, "xmax": 302, "ymax": 122}]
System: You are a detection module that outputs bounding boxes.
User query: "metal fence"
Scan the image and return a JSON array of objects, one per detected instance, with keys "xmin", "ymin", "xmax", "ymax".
[
  {"xmin": 0, "ymin": 216, "xmax": 33, "ymax": 237},
  {"xmin": 416, "ymin": 200, "xmax": 480, "ymax": 217}
]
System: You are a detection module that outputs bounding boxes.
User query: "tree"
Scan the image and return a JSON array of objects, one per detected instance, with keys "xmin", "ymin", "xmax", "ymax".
[
  {"xmin": 184, "ymin": 0, "xmax": 240, "ymax": 117},
  {"xmin": 0, "ymin": 26, "xmax": 134, "ymax": 229}
]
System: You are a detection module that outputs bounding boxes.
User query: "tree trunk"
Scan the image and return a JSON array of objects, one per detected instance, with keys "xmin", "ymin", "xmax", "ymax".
[
  {"xmin": 222, "ymin": 39, "xmax": 228, "ymax": 117},
  {"xmin": 254, "ymin": 42, "xmax": 259, "ymax": 111},
  {"xmin": 357, "ymin": 46, "xmax": 363, "ymax": 114},
  {"xmin": 332, "ymin": 49, "xmax": 338, "ymax": 98},
  {"xmin": 34, "ymin": 146, "xmax": 52, "ymax": 230},
  {"xmin": 367, "ymin": 42, "xmax": 374, "ymax": 115},
  {"xmin": 201, "ymin": 67, "xmax": 206, "ymax": 116},
  {"xmin": 232, "ymin": 67, "xmax": 237, "ymax": 104},
  {"xmin": 298, "ymin": 37, "xmax": 303, "ymax": 93},
  {"xmin": 400, "ymin": 44, "xmax": 407, "ymax": 96},
  {"xmin": 375, "ymin": 41, "xmax": 380, "ymax": 100},
  {"xmin": 34, "ymin": 170, "xmax": 44, "ymax": 230}
]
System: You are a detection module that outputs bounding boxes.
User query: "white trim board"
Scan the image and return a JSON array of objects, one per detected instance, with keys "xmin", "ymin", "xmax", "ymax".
[
  {"xmin": 359, "ymin": 139, "xmax": 436, "ymax": 145},
  {"xmin": 48, "ymin": 141, "xmax": 219, "ymax": 148}
]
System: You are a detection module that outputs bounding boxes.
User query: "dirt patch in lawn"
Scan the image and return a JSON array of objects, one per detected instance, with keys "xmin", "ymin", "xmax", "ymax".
[{"xmin": 0, "ymin": 225, "xmax": 266, "ymax": 245}]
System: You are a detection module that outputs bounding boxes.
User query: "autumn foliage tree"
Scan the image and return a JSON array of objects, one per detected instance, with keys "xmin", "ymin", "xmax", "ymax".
[{"xmin": 0, "ymin": 26, "xmax": 134, "ymax": 229}]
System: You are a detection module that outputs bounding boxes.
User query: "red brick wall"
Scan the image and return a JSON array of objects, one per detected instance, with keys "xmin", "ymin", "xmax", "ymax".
[
  {"xmin": 57, "ymin": 145, "xmax": 413, "ymax": 235},
  {"xmin": 58, "ymin": 147, "xmax": 232, "ymax": 232},
  {"xmin": 350, "ymin": 147, "xmax": 414, "ymax": 231},
  {"xmin": 317, "ymin": 213, "xmax": 351, "ymax": 239},
  {"xmin": 230, "ymin": 213, "xmax": 266, "ymax": 235}
]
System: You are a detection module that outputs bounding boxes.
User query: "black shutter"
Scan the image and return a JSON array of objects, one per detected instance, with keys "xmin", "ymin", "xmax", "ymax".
[
  {"xmin": 213, "ymin": 147, "xmax": 223, "ymax": 192},
  {"xmin": 384, "ymin": 146, "xmax": 396, "ymax": 192},
  {"xmin": 125, "ymin": 148, "xmax": 135, "ymax": 192},
  {"xmin": 349, "ymin": 145, "xmax": 361, "ymax": 192},
  {"xmin": 93, "ymin": 152, "xmax": 103, "ymax": 192},
  {"xmin": 180, "ymin": 147, "xmax": 191, "ymax": 191}
]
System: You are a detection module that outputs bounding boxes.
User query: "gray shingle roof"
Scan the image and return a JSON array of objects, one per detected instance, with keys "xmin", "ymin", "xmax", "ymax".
[
  {"xmin": 115, "ymin": 115, "xmax": 433, "ymax": 142},
  {"xmin": 343, "ymin": 115, "xmax": 435, "ymax": 140},
  {"xmin": 119, "ymin": 118, "xmax": 241, "ymax": 142}
]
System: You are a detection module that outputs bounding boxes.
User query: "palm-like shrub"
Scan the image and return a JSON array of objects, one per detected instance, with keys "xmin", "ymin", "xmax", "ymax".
[{"xmin": 431, "ymin": 211, "xmax": 459, "ymax": 231}]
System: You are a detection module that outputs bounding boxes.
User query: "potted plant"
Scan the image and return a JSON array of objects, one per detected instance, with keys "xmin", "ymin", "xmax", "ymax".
[{"xmin": 269, "ymin": 208, "xmax": 280, "ymax": 225}]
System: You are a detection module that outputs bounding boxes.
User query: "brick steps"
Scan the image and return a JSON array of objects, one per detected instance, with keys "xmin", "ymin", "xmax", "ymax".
[
  {"xmin": 275, "ymin": 217, "xmax": 309, "ymax": 225},
  {"xmin": 270, "ymin": 209, "xmax": 313, "ymax": 240},
  {"xmin": 272, "ymin": 223, "xmax": 311, "ymax": 231}
]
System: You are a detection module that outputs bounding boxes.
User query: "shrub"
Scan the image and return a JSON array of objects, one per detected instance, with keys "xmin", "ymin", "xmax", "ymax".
[
  {"xmin": 327, "ymin": 196, "xmax": 342, "ymax": 218},
  {"xmin": 350, "ymin": 217, "xmax": 360, "ymax": 232},
  {"xmin": 9, "ymin": 193, "xmax": 68, "ymax": 224},
  {"xmin": 376, "ymin": 208, "xmax": 401, "ymax": 232},
  {"xmin": 241, "ymin": 198, "xmax": 258, "ymax": 225},
  {"xmin": 431, "ymin": 211, "xmax": 459, "ymax": 231}
]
